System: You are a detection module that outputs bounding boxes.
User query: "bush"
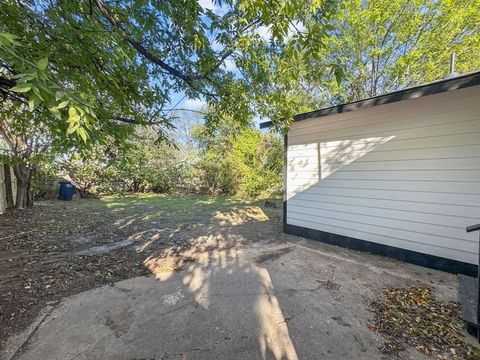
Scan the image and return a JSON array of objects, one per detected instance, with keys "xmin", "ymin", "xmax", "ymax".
[
  {"xmin": 195, "ymin": 124, "xmax": 283, "ymax": 198},
  {"xmin": 197, "ymin": 154, "xmax": 239, "ymax": 195},
  {"xmin": 47, "ymin": 122, "xmax": 283, "ymax": 199}
]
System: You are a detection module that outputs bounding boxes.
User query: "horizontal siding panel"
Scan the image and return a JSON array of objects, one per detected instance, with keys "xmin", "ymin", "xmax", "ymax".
[
  {"xmin": 287, "ymin": 217, "xmax": 477, "ymax": 264},
  {"xmin": 287, "ymin": 207, "xmax": 473, "ymax": 240},
  {"xmin": 288, "ymin": 192, "xmax": 480, "ymax": 218},
  {"xmin": 288, "ymin": 158, "xmax": 480, "ymax": 172},
  {"xmin": 289, "ymin": 119, "xmax": 480, "ymax": 146},
  {"xmin": 291, "ymin": 87, "xmax": 480, "ymax": 132},
  {"xmin": 286, "ymin": 179, "xmax": 480, "ymax": 195},
  {"xmin": 287, "ymin": 186, "xmax": 480, "ymax": 206},
  {"xmin": 290, "ymin": 105, "xmax": 479, "ymax": 138},
  {"xmin": 287, "ymin": 133, "xmax": 480, "ymax": 153},
  {"xmin": 290, "ymin": 102, "xmax": 480, "ymax": 138},
  {"xmin": 287, "ymin": 201, "xmax": 476, "ymax": 228},
  {"xmin": 288, "ymin": 134, "xmax": 480, "ymax": 153},
  {"xmin": 287, "ymin": 145, "xmax": 480, "ymax": 162},
  {"xmin": 288, "ymin": 169, "xmax": 480, "ymax": 182},
  {"xmin": 286, "ymin": 86, "xmax": 480, "ymax": 265}
]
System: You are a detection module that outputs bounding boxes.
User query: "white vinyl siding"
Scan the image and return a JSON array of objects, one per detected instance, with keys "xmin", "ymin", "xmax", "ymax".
[{"xmin": 286, "ymin": 85, "xmax": 480, "ymax": 265}]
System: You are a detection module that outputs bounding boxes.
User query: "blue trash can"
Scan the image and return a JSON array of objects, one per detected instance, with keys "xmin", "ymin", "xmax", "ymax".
[{"xmin": 58, "ymin": 181, "xmax": 75, "ymax": 201}]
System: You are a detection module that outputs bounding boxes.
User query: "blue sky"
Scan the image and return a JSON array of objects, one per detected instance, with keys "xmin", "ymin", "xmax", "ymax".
[
  {"xmin": 164, "ymin": 0, "xmax": 273, "ymax": 128},
  {"xmin": 164, "ymin": 0, "xmax": 304, "ymax": 123},
  {"xmin": 165, "ymin": 0, "xmax": 230, "ymax": 115}
]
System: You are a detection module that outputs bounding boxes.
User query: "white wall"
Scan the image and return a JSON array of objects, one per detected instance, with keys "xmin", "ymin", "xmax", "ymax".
[{"xmin": 286, "ymin": 85, "xmax": 480, "ymax": 264}]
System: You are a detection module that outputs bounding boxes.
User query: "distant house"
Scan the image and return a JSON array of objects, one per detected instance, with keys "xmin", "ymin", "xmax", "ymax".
[{"xmin": 262, "ymin": 71, "xmax": 480, "ymax": 276}]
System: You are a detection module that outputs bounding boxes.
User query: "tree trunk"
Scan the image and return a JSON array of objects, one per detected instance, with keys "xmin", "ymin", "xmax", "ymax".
[
  {"xmin": 13, "ymin": 163, "xmax": 34, "ymax": 209},
  {"xmin": 3, "ymin": 165, "xmax": 14, "ymax": 208}
]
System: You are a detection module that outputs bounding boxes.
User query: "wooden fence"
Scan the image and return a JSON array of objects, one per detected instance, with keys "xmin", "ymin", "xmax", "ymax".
[{"xmin": 0, "ymin": 164, "xmax": 17, "ymax": 213}]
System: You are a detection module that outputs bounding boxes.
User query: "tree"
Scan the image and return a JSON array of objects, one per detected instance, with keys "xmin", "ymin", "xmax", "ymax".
[
  {"xmin": 59, "ymin": 126, "xmax": 197, "ymax": 196},
  {"xmin": 303, "ymin": 0, "xmax": 480, "ymax": 104},
  {"xmin": 0, "ymin": 19, "xmax": 156, "ymax": 206},
  {"xmin": 0, "ymin": 95, "xmax": 136, "ymax": 207},
  {"xmin": 194, "ymin": 117, "xmax": 283, "ymax": 197},
  {"xmin": 1, "ymin": 0, "xmax": 339, "ymax": 129},
  {"xmin": 1, "ymin": 0, "xmax": 338, "ymax": 207},
  {"xmin": 0, "ymin": 102, "xmax": 56, "ymax": 208},
  {"xmin": 229, "ymin": 128, "xmax": 283, "ymax": 197}
]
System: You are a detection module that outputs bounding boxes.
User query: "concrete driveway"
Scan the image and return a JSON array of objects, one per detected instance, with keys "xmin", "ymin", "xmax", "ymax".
[{"xmin": 3, "ymin": 231, "xmax": 456, "ymax": 360}]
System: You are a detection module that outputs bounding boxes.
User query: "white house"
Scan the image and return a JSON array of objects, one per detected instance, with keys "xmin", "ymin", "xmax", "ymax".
[{"xmin": 263, "ymin": 71, "xmax": 480, "ymax": 275}]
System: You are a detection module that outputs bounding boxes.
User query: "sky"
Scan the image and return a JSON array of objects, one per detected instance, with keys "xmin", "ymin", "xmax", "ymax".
[
  {"xmin": 165, "ymin": 0, "xmax": 303, "ymax": 129},
  {"xmin": 165, "ymin": 0, "xmax": 271, "ymax": 129},
  {"xmin": 165, "ymin": 0, "xmax": 230, "ymax": 115}
]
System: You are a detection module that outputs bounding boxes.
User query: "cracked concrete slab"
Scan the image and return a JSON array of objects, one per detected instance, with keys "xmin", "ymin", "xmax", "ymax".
[{"xmin": 4, "ymin": 236, "xmax": 455, "ymax": 360}]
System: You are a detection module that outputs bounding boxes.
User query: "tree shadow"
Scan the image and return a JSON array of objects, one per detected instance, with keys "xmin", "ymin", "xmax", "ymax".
[
  {"xmin": 141, "ymin": 206, "xmax": 299, "ymax": 359},
  {"xmin": 1, "ymin": 195, "xmax": 297, "ymax": 358}
]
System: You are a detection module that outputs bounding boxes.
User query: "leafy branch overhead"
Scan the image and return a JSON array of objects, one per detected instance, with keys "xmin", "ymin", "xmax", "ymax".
[
  {"xmin": 1, "ymin": 34, "xmax": 93, "ymax": 142},
  {"xmin": 0, "ymin": 0, "xmax": 335, "ymax": 209},
  {"xmin": 0, "ymin": 0, "xmax": 338, "ymax": 142},
  {"xmin": 2, "ymin": 0, "xmax": 479, "ymax": 210}
]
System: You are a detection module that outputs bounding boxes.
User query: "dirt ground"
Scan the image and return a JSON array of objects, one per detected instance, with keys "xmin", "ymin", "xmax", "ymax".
[
  {"xmin": 0, "ymin": 194, "xmax": 274, "ymax": 349},
  {"xmin": 0, "ymin": 194, "xmax": 476, "ymax": 359}
]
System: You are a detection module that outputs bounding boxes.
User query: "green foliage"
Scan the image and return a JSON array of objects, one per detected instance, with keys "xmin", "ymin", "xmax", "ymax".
[
  {"xmin": 59, "ymin": 128, "xmax": 197, "ymax": 196},
  {"xmin": 5, "ymin": 0, "xmax": 477, "ymax": 205},
  {"xmin": 58, "ymin": 116, "xmax": 283, "ymax": 199},
  {"xmin": 0, "ymin": 0, "xmax": 338, "ymax": 207},
  {"xmin": 121, "ymin": 128, "xmax": 196, "ymax": 194},
  {"xmin": 198, "ymin": 154, "xmax": 239, "ymax": 195},
  {"xmin": 0, "ymin": 30, "xmax": 145, "ymax": 144},
  {"xmin": 31, "ymin": 161, "xmax": 61, "ymax": 199},
  {"xmin": 229, "ymin": 129, "xmax": 283, "ymax": 197},
  {"xmin": 303, "ymin": 0, "xmax": 480, "ymax": 103},
  {"xmin": 60, "ymin": 145, "xmax": 112, "ymax": 196},
  {"xmin": 195, "ymin": 119, "xmax": 283, "ymax": 198},
  {"xmin": 0, "ymin": 0, "xmax": 339, "ymax": 140}
]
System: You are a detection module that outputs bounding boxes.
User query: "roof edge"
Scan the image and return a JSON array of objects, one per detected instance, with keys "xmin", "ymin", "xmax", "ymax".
[
  {"xmin": 294, "ymin": 71, "xmax": 480, "ymax": 122},
  {"xmin": 259, "ymin": 121, "xmax": 273, "ymax": 129},
  {"xmin": 259, "ymin": 71, "xmax": 480, "ymax": 129}
]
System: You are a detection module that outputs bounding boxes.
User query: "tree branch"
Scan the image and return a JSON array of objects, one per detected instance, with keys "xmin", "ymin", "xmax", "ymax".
[
  {"xmin": 92, "ymin": 0, "xmax": 260, "ymax": 85},
  {"xmin": 0, "ymin": 76, "xmax": 16, "ymax": 89},
  {"xmin": 111, "ymin": 116, "xmax": 170, "ymax": 125},
  {"xmin": 163, "ymin": 108, "xmax": 206, "ymax": 115},
  {"xmin": 0, "ymin": 117, "xmax": 18, "ymax": 155},
  {"xmin": 92, "ymin": 0, "xmax": 200, "ymax": 83}
]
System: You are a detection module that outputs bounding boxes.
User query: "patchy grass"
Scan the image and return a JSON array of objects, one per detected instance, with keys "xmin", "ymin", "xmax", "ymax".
[
  {"xmin": 102, "ymin": 193, "xmax": 246, "ymax": 210},
  {"xmin": 369, "ymin": 286, "xmax": 480, "ymax": 359},
  {"xmin": 100, "ymin": 194, "xmax": 261, "ymax": 226}
]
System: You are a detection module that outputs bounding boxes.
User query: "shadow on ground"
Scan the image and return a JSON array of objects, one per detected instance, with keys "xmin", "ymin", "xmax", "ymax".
[{"xmin": 1, "ymin": 195, "xmax": 459, "ymax": 360}]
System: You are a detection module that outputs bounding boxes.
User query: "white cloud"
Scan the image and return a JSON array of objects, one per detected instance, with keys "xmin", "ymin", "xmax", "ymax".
[
  {"xmin": 198, "ymin": 0, "xmax": 228, "ymax": 15},
  {"xmin": 255, "ymin": 25, "xmax": 272, "ymax": 41},
  {"xmin": 223, "ymin": 58, "xmax": 236, "ymax": 72},
  {"xmin": 183, "ymin": 98, "xmax": 206, "ymax": 110}
]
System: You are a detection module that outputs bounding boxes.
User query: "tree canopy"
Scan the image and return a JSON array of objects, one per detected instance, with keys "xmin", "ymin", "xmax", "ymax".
[
  {"xmin": 1, "ymin": 0, "xmax": 480, "ymax": 207},
  {"xmin": 0, "ymin": 0, "xmax": 338, "ymax": 206},
  {"xmin": 1, "ymin": 0, "xmax": 338, "ymax": 138},
  {"xmin": 301, "ymin": 0, "xmax": 480, "ymax": 105}
]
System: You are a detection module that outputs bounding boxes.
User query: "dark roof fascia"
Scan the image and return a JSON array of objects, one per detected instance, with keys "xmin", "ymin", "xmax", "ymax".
[
  {"xmin": 259, "ymin": 121, "xmax": 273, "ymax": 129},
  {"xmin": 259, "ymin": 71, "xmax": 480, "ymax": 129}
]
